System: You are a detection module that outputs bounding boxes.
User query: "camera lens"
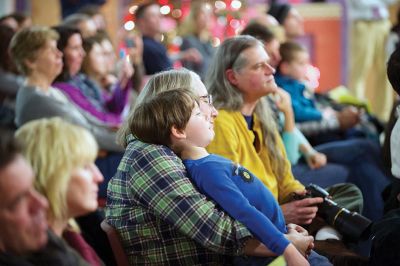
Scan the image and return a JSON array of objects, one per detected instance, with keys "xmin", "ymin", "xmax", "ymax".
[{"xmin": 333, "ymin": 209, "xmax": 371, "ymax": 241}]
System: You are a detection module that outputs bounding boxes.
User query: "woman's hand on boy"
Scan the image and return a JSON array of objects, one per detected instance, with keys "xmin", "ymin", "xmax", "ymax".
[
  {"xmin": 287, "ymin": 223, "xmax": 309, "ymax": 237},
  {"xmin": 285, "ymin": 228, "xmax": 314, "ymax": 257}
]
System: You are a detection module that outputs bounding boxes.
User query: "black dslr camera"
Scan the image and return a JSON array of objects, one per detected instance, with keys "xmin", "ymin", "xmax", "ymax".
[{"xmin": 294, "ymin": 184, "xmax": 372, "ymax": 242}]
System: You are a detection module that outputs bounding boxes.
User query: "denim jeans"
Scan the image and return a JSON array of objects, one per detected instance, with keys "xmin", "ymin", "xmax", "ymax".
[
  {"xmin": 315, "ymin": 139, "xmax": 390, "ymax": 221},
  {"xmin": 293, "ymin": 161, "xmax": 350, "ymax": 188},
  {"xmin": 95, "ymin": 151, "xmax": 124, "ymax": 199}
]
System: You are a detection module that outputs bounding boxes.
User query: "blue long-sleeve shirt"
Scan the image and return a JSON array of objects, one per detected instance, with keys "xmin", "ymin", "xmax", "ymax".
[
  {"xmin": 275, "ymin": 73, "xmax": 322, "ymax": 122},
  {"xmin": 183, "ymin": 154, "xmax": 290, "ymax": 255}
]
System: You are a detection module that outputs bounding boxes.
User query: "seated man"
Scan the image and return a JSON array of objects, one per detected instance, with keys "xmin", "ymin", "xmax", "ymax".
[
  {"xmin": 0, "ymin": 128, "xmax": 48, "ymax": 264},
  {"xmin": 135, "ymin": 3, "xmax": 202, "ymax": 75},
  {"xmin": 0, "ymin": 128, "xmax": 89, "ymax": 265}
]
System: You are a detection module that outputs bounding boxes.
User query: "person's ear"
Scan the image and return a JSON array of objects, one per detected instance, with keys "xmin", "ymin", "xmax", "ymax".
[
  {"xmin": 171, "ymin": 125, "xmax": 186, "ymax": 140},
  {"xmin": 24, "ymin": 58, "xmax": 36, "ymax": 72},
  {"xmin": 226, "ymin": 69, "xmax": 239, "ymax": 86}
]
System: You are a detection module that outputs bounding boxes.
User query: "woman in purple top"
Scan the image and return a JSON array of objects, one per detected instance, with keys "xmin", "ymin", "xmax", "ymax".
[{"xmin": 52, "ymin": 26, "xmax": 131, "ymax": 128}]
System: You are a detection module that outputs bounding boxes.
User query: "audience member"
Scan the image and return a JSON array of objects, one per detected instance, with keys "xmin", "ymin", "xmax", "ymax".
[
  {"xmin": 54, "ymin": 33, "xmax": 131, "ymax": 128},
  {"xmin": 108, "ymin": 68, "xmax": 302, "ymax": 265},
  {"xmin": 53, "ymin": 25, "xmax": 128, "ymax": 126},
  {"xmin": 0, "ymin": 127, "xmax": 89, "ymax": 266},
  {"xmin": 368, "ymin": 45, "xmax": 400, "ymax": 266},
  {"xmin": 9, "ymin": 13, "xmax": 31, "ymax": 31},
  {"xmin": 135, "ymin": 2, "xmax": 201, "ymax": 75},
  {"xmin": 50, "ymin": 25, "xmax": 123, "ymax": 198},
  {"xmin": 130, "ymin": 89, "xmax": 331, "ymax": 266},
  {"xmin": 206, "ymin": 36, "xmax": 362, "ymax": 226},
  {"xmin": 387, "ymin": 27, "xmax": 400, "ymax": 179},
  {"xmin": 241, "ymin": 22, "xmax": 282, "ymax": 69},
  {"xmin": 63, "ymin": 13, "xmax": 97, "ymax": 38},
  {"xmin": 0, "ymin": 12, "xmax": 31, "ymax": 32},
  {"xmin": 60, "ymin": 0, "xmax": 106, "ymax": 19},
  {"xmin": 97, "ymin": 30, "xmax": 144, "ymax": 94},
  {"xmin": 0, "ymin": 14, "xmax": 18, "ymax": 31},
  {"xmin": 10, "ymin": 26, "xmax": 121, "ymax": 153},
  {"xmin": 386, "ymin": 5, "xmax": 400, "ymax": 57},
  {"xmin": 0, "ymin": 128, "xmax": 48, "ymax": 262},
  {"xmin": 15, "ymin": 117, "xmax": 104, "ymax": 266},
  {"xmin": 77, "ymin": 4, "xmax": 106, "ymax": 31},
  {"xmin": 267, "ymin": 3, "xmax": 304, "ymax": 41},
  {"xmin": 276, "ymin": 41, "xmax": 362, "ymax": 140},
  {"xmin": 204, "ymin": 36, "xmax": 379, "ymax": 263},
  {"xmin": 179, "ymin": 1, "xmax": 215, "ymax": 80},
  {"xmin": 0, "ymin": 25, "xmax": 23, "ymax": 129},
  {"xmin": 382, "ymin": 46, "xmax": 400, "ymax": 212},
  {"xmin": 347, "ymin": 0, "xmax": 395, "ymax": 121},
  {"xmin": 243, "ymin": 24, "xmax": 390, "ymax": 221}
]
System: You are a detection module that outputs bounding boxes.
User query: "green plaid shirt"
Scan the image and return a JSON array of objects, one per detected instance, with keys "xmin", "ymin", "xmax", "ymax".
[{"xmin": 105, "ymin": 135, "xmax": 252, "ymax": 265}]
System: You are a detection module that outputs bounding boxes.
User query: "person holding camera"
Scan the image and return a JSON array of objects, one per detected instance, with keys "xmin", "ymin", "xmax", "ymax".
[{"xmin": 206, "ymin": 36, "xmax": 363, "ymax": 238}]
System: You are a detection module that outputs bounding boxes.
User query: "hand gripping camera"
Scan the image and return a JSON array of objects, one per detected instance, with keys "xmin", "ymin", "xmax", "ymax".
[{"xmin": 295, "ymin": 184, "xmax": 372, "ymax": 242}]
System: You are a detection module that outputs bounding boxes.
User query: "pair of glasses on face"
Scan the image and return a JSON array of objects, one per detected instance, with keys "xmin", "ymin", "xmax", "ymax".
[{"xmin": 199, "ymin": 94, "xmax": 213, "ymax": 107}]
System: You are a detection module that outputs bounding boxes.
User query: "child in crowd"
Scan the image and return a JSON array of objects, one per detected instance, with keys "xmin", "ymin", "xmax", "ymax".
[
  {"xmin": 274, "ymin": 41, "xmax": 364, "ymax": 142},
  {"xmin": 129, "ymin": 88, "xmax": 321, "ymax": 266}
]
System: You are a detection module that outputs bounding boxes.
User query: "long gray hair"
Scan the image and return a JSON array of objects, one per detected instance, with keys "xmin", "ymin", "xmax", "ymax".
[
  {"xmin": 117, "ymin": 68, "xmax": 196, "ymax": 147},
  {"xmin": 206, "ymin": 35, "xmax": 286, "ymax": 180}
]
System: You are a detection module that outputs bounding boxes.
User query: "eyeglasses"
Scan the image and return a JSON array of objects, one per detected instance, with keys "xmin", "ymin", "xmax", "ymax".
[{"xmin": 199, "ymin": 94, "xmax": 213, "ymax": 107}]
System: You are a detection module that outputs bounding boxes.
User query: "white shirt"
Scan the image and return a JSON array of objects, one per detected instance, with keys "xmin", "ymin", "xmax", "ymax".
[
  {"xmin": 347, "ymin": 0, "xmax": 399, "ymax": 21},
  {"xmin": 391, "ymin": 106, "xmax": 400, "ymax": 178}
]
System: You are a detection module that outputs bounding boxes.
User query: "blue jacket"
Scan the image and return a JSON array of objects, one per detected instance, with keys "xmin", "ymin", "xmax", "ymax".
[
  {"xmin": 275, "ymin": 73, "xmax": 322, "ymax": 122},
  {"xmin": 184, "ymin": 154, "xmax": 290, "ymax": 255}
]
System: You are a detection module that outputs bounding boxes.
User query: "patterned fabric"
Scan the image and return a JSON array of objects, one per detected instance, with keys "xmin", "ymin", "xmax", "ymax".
[
  {"xmin": 295, "ymin": 119, "xmax": 340, "ymax": 137},
  {"xmin": 71, "ymin": 74, "xmax": 104, "ymax": 111},
  {"xmin": 53, "ymin": 74, "xmax": 130, "ymax": 128},
  {"xmin": 105, "ymin": 135, "xmax": 252, "ymax": 265}
]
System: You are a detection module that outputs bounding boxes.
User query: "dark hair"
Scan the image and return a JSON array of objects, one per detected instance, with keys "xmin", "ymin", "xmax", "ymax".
[
  {"xmin": 96, "ymin": 29, "xmax": 111, "ymax": 43},
  {"xmin": 81, "ymin": 35, "xmax": 103, "ymax": 75},
  {"xmin": 387, "ymin": 47, "xmax": 400, "ymax": 95},
  {"xmin": 82, "ymin": 35, "xmax": 101, "ymax": 54},
  {"xmin": 268, "ymin": 3, "xmax": 291, "ymax": 24},
  {"xmin": 52, "ymin": 25, "xmax": 81, "ymax": 82},
  {"xmin": 77, "ymin": 4, "xmax": 102, "ymax": 17},
  {"xmin": 8, "ymin": 12, "xmax": 30, "ymax": 25},
  {"xmin": 135, "ymin": 1, "xmax": 158, "ymax": 20},
  {"xmin": 279, "ymin": 41, "xmax": 306, "ymax": 63},
  {"xmin": 241, "ymin": 22, "xmax": 276, "ymax": 43},
  {"xmin": 0, "ymin": 127, "xmax": 21, "ymax": 170},
  {"xmin": 0, "ymin": 14, "xmax": 9, "ymax": 22},
  {"xmin": 0, "ymin": 25, "xmax": 17, "ymax": 72},
  {"xmin": 131, "ymin": 89, "xmax": 197, "ymax": 146},
  {"xmin": 0, "ymin": 14, "xmax": 14, "ymax": 25}
]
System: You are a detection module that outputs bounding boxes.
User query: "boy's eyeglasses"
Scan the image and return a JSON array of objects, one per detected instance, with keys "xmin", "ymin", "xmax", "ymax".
[{"xmin": 199, "ymin": 95, "xmax": 213, "ymax": 107}]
